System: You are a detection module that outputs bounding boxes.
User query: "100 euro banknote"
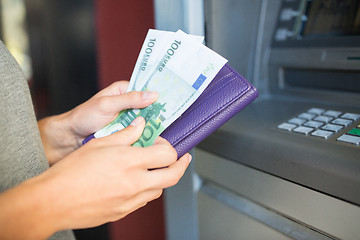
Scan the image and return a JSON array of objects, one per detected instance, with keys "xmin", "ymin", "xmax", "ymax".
[
  {"xmin": 127, "ymin": 29, "xmax": 204, "ymax": 92},
  {"xmin": 90, "ymin": 30, "xmax": 227, "ymax": 147}
]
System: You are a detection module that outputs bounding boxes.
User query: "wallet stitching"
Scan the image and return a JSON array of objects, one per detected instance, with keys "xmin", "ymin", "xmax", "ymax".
[{"xmin": 172, "ymin": 73, "xmax": 251, "ymax": 145}]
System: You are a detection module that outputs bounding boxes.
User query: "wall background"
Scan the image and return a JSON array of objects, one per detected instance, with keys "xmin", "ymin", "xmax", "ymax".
[{"xmin": 96, "ymin": 0, "xmax": 166, "ymax": 239}]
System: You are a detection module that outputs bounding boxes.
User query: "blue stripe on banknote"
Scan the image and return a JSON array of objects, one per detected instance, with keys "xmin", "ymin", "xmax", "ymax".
[{"xmin": 192, "ymin": 74, "xmax": 207, "ymax": 90}]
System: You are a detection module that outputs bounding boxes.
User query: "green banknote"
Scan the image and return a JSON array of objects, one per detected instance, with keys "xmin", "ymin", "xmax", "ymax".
[{"xmin": 94, "ymin": 30, "xmax": 227, "ymax": 147}]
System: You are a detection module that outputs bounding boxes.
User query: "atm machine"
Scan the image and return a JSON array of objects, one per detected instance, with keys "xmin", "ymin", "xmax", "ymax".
[{"xmin": 159, "ymin": 0, "xmax": 360, "ymax": 240}]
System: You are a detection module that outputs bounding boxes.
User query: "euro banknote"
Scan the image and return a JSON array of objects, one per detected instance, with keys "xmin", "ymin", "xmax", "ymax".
[
  {"xmin": 127, "ymin": 29, "xmax": 204, "ymax": 92},
  {"xmin": 93, "ymin": 30, "xmax": 227, "ymax": 147}
]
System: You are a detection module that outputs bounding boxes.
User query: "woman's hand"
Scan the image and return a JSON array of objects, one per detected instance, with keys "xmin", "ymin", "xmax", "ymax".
[
  {"xmin": 0, "ymin": 117, "xmax": 191, "ymax": 240},
  {"xmin": 38, "ymin": 81, "xmax": 158, "ymax": 165}
]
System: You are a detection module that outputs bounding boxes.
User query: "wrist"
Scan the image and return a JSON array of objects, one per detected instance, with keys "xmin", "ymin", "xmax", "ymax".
[{"xmin": 38, "ymin": 111, "xmax": 80, "ymax": 165}]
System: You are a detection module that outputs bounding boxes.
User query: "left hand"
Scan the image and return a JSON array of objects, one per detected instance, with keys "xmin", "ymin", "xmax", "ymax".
[{"xmin": 38, "ymin": 81, "xmax": 158, "ymax": 165}]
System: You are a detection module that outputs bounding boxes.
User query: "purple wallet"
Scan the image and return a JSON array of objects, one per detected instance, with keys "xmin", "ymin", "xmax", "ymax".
[
  {"xmin": 83, "ymin": 63, "xmax": 258, "ymax": 157},
  {"xmin": 160, "ymin": 63, "xmax": 258, "ymax": 157}
]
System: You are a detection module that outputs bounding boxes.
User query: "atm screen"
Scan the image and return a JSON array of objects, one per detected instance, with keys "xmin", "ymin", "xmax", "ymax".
[
  {"xmin": 274, "ymin": 0, "xmax": 360, "ymax": 46},
  {"xmin": 301, "ymin": 0, "xmax": 360, "ymax": 37}
]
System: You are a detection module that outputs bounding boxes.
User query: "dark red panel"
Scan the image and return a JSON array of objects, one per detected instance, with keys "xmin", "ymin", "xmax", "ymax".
[
  {"xmin": 110, "ymin": 197, "xmax": 166, "ymax": 240},
  {"xmin": 95, "ymin": 1, "xmax": 166, "ymax": 240},
  {"xmin": 96, "ymin": 0, "xmax": 155, "ymax": 89}
]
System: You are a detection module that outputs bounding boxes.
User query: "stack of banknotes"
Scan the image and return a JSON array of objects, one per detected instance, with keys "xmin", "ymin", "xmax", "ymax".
[{"xmin": 89, "ymin": 29, "xmax": 228, "ymax": 147}]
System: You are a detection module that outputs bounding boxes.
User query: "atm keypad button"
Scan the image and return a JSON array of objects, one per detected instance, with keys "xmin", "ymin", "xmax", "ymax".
[
  {"xmin": 278, "ymin": 123, "xmax": 297, "ymax": 131},
  {"xmin": 337, "ymin": 135, "xmax": 360, "ymax": 145},
  {"xmin": 324, "ymin": 110, "xmax": 342, "ymax": 118},
  {"xmin": 322, "ymin": 124, "xmax": 343, "ymax": 132},
  {"xmin": 308, "ymin": 108, "xmax": 325, "ymax": 115},
  {"xmin": 332, "ymin": 118, "xmax": 353, "ymax": 126},
  {"xmin": 348, "ymin": 128, "xmax": 360, "ymax": 137},
  {"xmin": 304, "ymin": 121, "xmax": 323, "ymax": 128},
  {"xmin": 314, "ymin": 115, "xmax": 333, "ymax": 123},
  {"xmin": 293, "ymin": 126, "xmax": 314, "ymax": 135},
  {"xmin": 298, "ymin": 113, "xmax": 316, "ymax": 120},
  {"xmin": 288, "ymin": 118, "xmax": 306, "ymax": 125},
  {"xmin": 311, "ymin": 130, "xmax": 333, "ymax": 139},
  {"xmin": 341, "ymin": 113, "xmax": 360, "ymax": 121}
]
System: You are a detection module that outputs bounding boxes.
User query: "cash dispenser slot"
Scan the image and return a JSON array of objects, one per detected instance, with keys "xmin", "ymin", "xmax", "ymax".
[{"xmin": 282, "ymin": 68, "xmax": 360, "ymax": 93}]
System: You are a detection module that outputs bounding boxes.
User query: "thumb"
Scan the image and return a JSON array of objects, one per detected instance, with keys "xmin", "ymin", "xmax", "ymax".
[{"xmin": 103, "ymin": 117, "xmax": 145, "ymax": 146}]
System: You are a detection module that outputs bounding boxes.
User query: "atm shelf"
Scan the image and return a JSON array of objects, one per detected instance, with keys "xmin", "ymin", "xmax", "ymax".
[{"xmin": 197, "ymin": 99, "xmax": 360, "ymax": 207}]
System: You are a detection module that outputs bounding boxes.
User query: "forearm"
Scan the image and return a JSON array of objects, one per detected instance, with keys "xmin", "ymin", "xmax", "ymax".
[
  {"xmin": 0, "ymin": 176, "xmax": 59, "ymax": 240},
  {"xmin": 38, "ymin": 111, "xmax": 81, "ymax": 165}
]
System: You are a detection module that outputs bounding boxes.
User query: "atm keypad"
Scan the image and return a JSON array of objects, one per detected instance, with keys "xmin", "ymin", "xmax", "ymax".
[{"xmin": 277, "ymin": 108, "xmax": 360, "ymax": 146}]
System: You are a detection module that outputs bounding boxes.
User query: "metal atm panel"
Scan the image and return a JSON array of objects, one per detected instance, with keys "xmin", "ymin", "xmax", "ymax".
[
  {"xmin": 199, "ymin": 0, "xmax": 360, "ymax": 207},
  {"xmin": 159, "ymin": 1, "xmax": 360, "ymax": 239}
]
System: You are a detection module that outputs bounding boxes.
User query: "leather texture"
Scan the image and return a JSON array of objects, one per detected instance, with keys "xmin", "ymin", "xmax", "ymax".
[
  {"xmin": 160, "ymin": 63, "xmax": 258, "ymax": 157},
  {"xmin": 83, "ymin": 64, "xmax": 258, "ymax": 155}
]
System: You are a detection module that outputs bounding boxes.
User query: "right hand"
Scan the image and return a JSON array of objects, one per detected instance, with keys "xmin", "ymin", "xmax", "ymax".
[
  {"xmin": 36, "ymin": 116, "xmax": 191, "ymax": 235},
  {"xmin": 38, "ymin": 81, "xmax": 159, "ymax": 166}
]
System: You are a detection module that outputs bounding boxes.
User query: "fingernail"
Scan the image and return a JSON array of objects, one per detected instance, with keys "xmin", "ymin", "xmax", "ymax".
[
  {"xmin": 142, "ymin": 91, "xmax": 158, "ymax": 101},
  {"xmin": 130, "ymin": 117, "xmax": 143, "ymax": 127},
  {"xmin": 188, "ymin": 154, "xmax": 192, "ymax": 163}
]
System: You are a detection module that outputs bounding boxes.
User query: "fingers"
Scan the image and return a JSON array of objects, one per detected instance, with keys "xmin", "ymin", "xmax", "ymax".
[
  {"xmin": 108, "ymin": 152, "xmax": 189, "ymax": 222},
  {"xmin": 145, "ymin": 153, "xmax": 192, "ymax": 189},
  {"xmin": 93, "ymin": 91, "xmax": 158, "ymax": 116},
  {"xmin": 94, "ymin": 81, "xmax": 129, "ymax": 97},
  {"xmin": 91, "ymin": 124, "xmax": 190, "ymax": 190},
  {"xmin": 96, "ymin": 131, "xmax": 181, "ymax": 171},
  {"xmin": 101, "ymin": 133, "xmax": 190, "ymax": 189},
  {"xmin": 100, "ymin": 117, "xmax": 146, "ymax": 146},
  {"xmin": 140, "ymin": 137, "xmax": 179, "ymax": 169}
]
